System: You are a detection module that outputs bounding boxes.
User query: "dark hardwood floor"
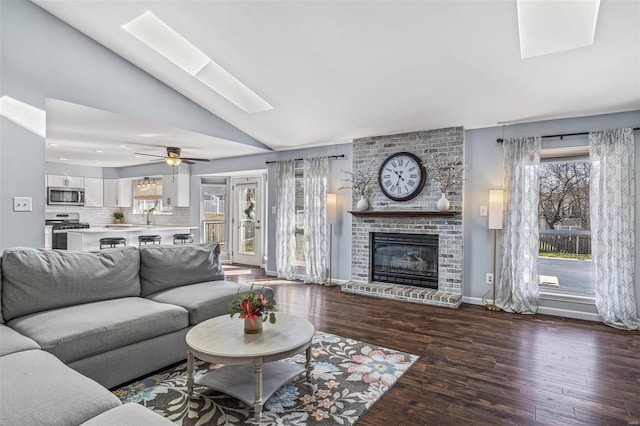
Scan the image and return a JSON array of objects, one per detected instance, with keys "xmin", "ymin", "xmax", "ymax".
[{"xmin": 223, "ymin": 265, "xmax": 640, "ymax": 425}]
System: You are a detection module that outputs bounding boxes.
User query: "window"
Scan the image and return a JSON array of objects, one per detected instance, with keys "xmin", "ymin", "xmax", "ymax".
[
  {"xmin": 132, "ymin": 199, "xmax": 163, "ymax": 215},
  {"xmin": 538, "ymin": 155, "xmax": 593, "ymax": 294},
  {"xmin": 295, "ymin": 167, "xmax": 305, "ymax": 264},
  {"xmin": 132, "ymin": 177, "xmax": 168, "ymax": 214}
]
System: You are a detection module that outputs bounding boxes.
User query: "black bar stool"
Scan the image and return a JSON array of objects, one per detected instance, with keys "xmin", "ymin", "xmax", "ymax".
[
  {"xmin": 173, "ymin": 233, "xmax": 194, "ymax": 244},
  {"xmin": 99, "ymin": 237, "xmax": 127, "ymax": 249},
  {"xmin": 138, "ymin": 235, "xmax": 161, "ymax": 246}
]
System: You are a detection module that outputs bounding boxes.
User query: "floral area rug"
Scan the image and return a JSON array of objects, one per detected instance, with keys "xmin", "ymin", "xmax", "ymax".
[{"xmin": 113, "ymin": 331, "xmax": 419, "ymax": 425}]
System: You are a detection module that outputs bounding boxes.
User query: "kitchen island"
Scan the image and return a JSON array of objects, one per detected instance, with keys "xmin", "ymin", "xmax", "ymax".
[{"xmin": 66, "ymin": 225, "xmax": 198, "ymax": 251}]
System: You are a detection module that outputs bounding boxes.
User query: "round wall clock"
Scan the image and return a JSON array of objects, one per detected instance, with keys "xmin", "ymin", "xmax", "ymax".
[{"xmin": 378, "ymin": 152, "xmax": 426, "ymax": 201}]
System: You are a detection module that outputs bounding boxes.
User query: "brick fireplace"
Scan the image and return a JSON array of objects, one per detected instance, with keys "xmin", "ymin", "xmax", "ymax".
[{"xmin": 341, "ymin": 128, "xmax": 464, "ymax": 308}]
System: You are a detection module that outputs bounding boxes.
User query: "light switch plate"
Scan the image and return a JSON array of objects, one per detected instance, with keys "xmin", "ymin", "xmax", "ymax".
[
  {"xmin": 480, "ymin": 205, "xmax": 488, "ymax": 216},
  {"xmin": 13, "ymin": 196, "xmax": 33, "ymax": 212}
]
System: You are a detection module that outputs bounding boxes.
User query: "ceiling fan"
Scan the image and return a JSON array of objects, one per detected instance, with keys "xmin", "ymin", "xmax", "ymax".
[{"xmin": 134, "ymin": 147, "xmax": 210, "ymax": 166}]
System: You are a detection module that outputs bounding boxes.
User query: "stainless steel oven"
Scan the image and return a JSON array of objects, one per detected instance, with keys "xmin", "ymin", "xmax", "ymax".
[
  {"xmin": 47, "ymin": 187, "xmax": 85, "ymax": 206},
  {"xmin": 45, "ymin": 213, "xmax": 89, "ymax": 250}
]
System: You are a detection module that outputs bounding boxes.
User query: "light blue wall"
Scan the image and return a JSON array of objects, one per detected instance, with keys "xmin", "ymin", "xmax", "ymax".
[
  {"xmin": 0, "ymin": 0, "xmax": 261, "ymax": 250},
  {"xmin": 464, "ymin": 110, "xmax": 640, "ymax": 311}
]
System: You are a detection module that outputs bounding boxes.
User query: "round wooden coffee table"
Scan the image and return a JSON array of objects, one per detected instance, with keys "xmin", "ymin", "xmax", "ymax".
[{"xmin": 186, "ymin": 313, "xmax": 315, "ymax": 422}]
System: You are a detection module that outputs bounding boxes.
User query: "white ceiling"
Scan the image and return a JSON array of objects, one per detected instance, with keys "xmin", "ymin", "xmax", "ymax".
[
  {"xmin": 34, "ymin": 0, "xmax": 640, "ymax": 164},
  {"xmin": 46, "ymin": 99, "xmax": 269, "ymax": 167}
]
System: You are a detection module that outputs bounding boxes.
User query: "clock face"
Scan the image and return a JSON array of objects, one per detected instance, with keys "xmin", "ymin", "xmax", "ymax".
[{"xmin": 378, "ymin": 152, "xmax": 426, "ymax": 201}]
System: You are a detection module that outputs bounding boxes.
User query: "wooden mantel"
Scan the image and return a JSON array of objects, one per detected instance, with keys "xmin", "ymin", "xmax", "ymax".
[{"xmin": 348, "ymin": 210, "xmax": 459, "ymax": 218}]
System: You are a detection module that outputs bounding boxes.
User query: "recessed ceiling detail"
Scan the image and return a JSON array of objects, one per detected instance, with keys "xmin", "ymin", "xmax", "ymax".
[
  {"xmin": 45, "ymin": 99, "xmax": 270, "ymax": 167},
  {"xmin": 122, "ymin": 11, "xmax": 274, "ymax": 114},
  {"xmin": 517, "ymin": 0, "xmax": 601, "ymax": 59}
]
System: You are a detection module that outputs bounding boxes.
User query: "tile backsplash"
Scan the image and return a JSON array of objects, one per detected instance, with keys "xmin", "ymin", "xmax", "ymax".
[
  {"xmin": 45, "ymin": 206, "xmax": 191, "ymax": 227},
  {"xmin": 46, "ymin": 206, "xmax": 122, "ymax": 225}
]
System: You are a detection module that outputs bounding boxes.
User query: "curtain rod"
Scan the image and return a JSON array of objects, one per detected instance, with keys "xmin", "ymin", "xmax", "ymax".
[
  {"xmin": 496, "ymin": 127, "xmax": 640, "ymax": 143},
  {"xmin": 265, "ymin": 154, "xmax": 345, "ymax": 164}
]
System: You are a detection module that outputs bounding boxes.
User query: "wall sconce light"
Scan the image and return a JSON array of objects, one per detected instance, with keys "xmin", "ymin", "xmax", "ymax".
[{"xmin": 487, "ymin": 189, "xmax": 504, "ymax": 311}]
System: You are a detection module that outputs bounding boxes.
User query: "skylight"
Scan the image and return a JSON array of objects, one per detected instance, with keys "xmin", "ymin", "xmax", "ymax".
[
  {"xmin": 517, "ymin": 0, "xmax": 601, "ymax": 59},
  {"xmin": 122, "ymin": 11, "xmax": 273, "ymax": 114}
]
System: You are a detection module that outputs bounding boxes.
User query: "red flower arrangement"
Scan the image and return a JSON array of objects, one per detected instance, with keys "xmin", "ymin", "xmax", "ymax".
[{"xmin": 229, "ymin": 284, "xmax": 276, "ymax": 326}]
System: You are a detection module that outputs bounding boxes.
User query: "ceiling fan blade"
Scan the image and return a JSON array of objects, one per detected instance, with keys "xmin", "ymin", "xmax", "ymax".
[
  {"xmin": 181, "ymin": 157, "xmax": 211, "ymax": 162},
  {"xmin": 134, "ymin": 152, "xmax": 165, "ymax": 158},
  {"xmin": 181, "ymin": 159, "xmax": 196, "ymax": 165}
]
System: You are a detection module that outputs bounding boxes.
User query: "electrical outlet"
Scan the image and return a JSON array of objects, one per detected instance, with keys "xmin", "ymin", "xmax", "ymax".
[
  {"xmin": 485, "ymin": 273, "xmax": 494, "ymax": 285},
  {"xmin": 480, "ymin": 205, "xmax": 488, "ymax": 216}
]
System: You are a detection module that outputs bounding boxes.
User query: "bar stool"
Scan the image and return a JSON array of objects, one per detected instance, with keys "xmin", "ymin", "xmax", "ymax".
[
  {"xmin": 173, "ymin": 233, "xmax": 194, "ymax": 244},
  {"xmin": 138, "ymin": 235, "xmax": 161, "ymax": 246},
  {"xmin": 99, "ymin": 237, "xmax": 127, "ymax": 249}
]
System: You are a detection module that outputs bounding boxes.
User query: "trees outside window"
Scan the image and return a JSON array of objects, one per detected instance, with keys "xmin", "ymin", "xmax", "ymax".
[
  {"xmin": 538, "ymin": 159, "xmax": 593, "ymax": 294},
  {"xmin": 539, "ymin": 162, "xmax": 591, "ymax": 230}
]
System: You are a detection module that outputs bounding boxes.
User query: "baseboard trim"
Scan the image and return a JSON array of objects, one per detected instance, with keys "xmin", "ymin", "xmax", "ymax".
[
  {"xmin": 462, "ymin": 297, "xmax": 486, "ymax": 306},
  {"xmin": 536, "ymin": 306, "xmax": 601, "ymax": 322},
  {"xmin": 462, "ymin": 297, "xmax": 601, "ymax": 322}
]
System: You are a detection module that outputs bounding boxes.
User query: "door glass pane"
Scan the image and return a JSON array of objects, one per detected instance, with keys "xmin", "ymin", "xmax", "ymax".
[
  {"xmin": 202, "ymin": 184, "xmax": 226, "ymax": 250},
  {"xmin": 238, "ymin": 185, "xmax": 256, "ymax": 255}
]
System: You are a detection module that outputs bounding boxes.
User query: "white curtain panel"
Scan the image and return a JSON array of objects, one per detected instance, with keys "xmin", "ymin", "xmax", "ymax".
[
  {"xmin": 589, "ymin": 128, "xmax": 639, "ymax": 330},
  {"xmin": 497, "ymin": 136, "xmax": 541, "ymax": 314},
  {"xmin": 303, "ymin": 157, "xmax": 329, "ymax": 284},
  {"xmin": 275, "ymin": 160, "xmax": 297, "ymax": 280}
]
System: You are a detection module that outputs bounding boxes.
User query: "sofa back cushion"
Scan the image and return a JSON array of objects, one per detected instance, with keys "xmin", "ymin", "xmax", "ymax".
[
  {"xmin": 139, "ymin": 243, "xmax": 224, "ymax": 297},
  {"xmin": 1, "ymin": 247, "xmax": 141, "ymax": 321}
]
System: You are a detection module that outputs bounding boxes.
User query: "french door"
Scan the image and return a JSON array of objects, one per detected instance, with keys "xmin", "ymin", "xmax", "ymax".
[{"xmin": 231, "ymin": 177, "xmax": 262, "ymax": 266}]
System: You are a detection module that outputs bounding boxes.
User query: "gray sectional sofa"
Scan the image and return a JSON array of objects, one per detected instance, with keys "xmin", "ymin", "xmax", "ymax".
[{"xmin": 0, "ymin": 242, "xmax": 273, "ymax": 425}]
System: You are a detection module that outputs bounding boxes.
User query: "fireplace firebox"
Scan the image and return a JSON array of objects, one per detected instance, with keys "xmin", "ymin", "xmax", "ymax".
[{"xmin": 370, "ymin": 232, "xmax": 438, "ymax": 289}]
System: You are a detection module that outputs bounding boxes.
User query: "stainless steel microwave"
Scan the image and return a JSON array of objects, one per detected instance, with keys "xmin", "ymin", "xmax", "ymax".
[{"xmin": 47, "ymin": 187, "xmax": 85, "ymax": 206}]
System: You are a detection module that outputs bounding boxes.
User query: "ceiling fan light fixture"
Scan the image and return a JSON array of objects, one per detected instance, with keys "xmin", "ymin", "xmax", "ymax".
[{"xmin": 165, "ymin": 157, "xmax": 182, "ymax": 166}]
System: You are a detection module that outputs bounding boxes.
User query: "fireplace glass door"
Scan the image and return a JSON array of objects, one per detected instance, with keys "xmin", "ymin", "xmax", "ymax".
[{"xmin": 370, "ymin": 232, "xmax": 438, "ymax": 289}]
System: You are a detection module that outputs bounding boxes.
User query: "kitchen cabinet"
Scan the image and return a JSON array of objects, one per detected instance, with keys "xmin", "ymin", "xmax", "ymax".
[
  {"xmin": 103, "ymin": 178, "xmax": 133, "ymax": 207},
  {"xmin": 44, "ymin": 226, "xmax": 52, "ymax": 249},
  {"xmin": 162, "ymin": 173, "xmax": 190, "ymax": 207},
  {"xmin": 84, "ymin": 177, "xmax": 103, "ymax": 207},
  {"xmin": 48, "ymin": 174, "xmax": 84, "ymax": 188}
]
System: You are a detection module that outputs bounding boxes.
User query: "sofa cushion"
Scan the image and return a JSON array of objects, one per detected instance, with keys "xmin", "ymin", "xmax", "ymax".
[
  {"xmin": 80, "ymin": 403, "xmax": 175, "ymax": 425},
  {"xmin": 0, "ymin": 324, "xmax": 40, "ymax": 356},
  {"xmin": 139, "ymin": 243, "xmax": 224, "ymax": 297},
  {"xmin": 147, "ymin": 281, "xmax": 274, "ymax": 325},
  {"xmin": 7, "ymin": 297, "xmax": 188, "ymax": 364},
  {"xmin": 0, "ymin": 350, "xmax": 121, "ymax": 426},
  {"xmin": 1, "ymin": 247, "xmax": 141, "ymax": 321}
]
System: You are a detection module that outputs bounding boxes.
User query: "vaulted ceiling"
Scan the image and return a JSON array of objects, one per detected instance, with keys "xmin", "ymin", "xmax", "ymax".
[{"xmin": 34, "ymin": 0, "xmax": 640, "ymax": 162}]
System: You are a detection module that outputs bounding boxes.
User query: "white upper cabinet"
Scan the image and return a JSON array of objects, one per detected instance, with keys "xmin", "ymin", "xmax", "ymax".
[
  {"xmin": 84, "ymin": 177, "xmax": 103, "ymax": 207},
  {"xmin": 103, "ymin": 178, "xmax": 133, "ymax": 207},
  {"xmin": 48, "ymin": 174, "xmax": 84, "ymax": 188},
  {"xmin": 162, "ymin": 173, "xmax": 190, "ymax": 207}
]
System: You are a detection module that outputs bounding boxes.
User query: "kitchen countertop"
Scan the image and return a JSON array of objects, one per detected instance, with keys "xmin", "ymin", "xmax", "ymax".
[{"xmin": 65, "ymin": 225, "xmax": 197, "ymax": 234}]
